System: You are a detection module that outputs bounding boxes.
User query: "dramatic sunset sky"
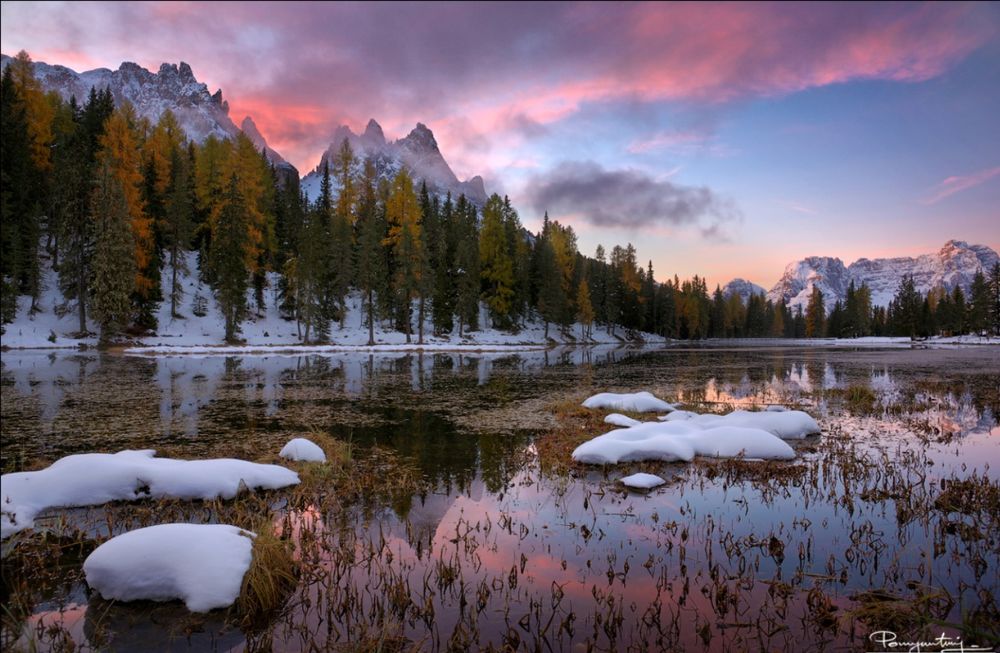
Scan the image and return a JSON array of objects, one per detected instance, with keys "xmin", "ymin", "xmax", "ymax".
[{"xmin": 3, "ymin": 1, "xmax": 998, "ymax": 288}]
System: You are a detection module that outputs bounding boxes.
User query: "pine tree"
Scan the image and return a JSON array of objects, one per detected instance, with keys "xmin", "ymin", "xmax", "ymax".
[
  {"xmin": 967, "ymin": 269, "xmax": 990, "ymax": 335},
  {"xmin": 804, "ymin": 286, "xmax": 825, "ymax": 337},
  {"xmin": 331, "ymin": 138, "xmax": 356, "ymax": 328},
  {"xmin": 90, "ymin": 162, "xmax": 136, "ymax": 342},
  {"xmin": 354, "ymin": 159, "xmax": 386, "ymax": 345},
  {"xmin": 479, "ymin": 194, "xmax": 515, "ymax": 328},
  {"xmin": 890, "ymin": 275, "xmax": 921, "ymax": 338},
  {"xmin": 534, "ymin": 216, "xmax": 563, "ymax": 339},
  {"xmin": 211, "ymin": 175, "xmax": 250, "ymax": 343},
  {"xmin": 98, "ymin": 109, "xmax": 153, "ymax": 330},
  {"xmin": 164, "ymin": 147, "xmax": 195, "ymax": 317},
  {"xmin": 454, "ymin": 195, "xmax": 480, "ymax": 336},
  {"xmin": 431, "ymin": 193, "xmax": 456, "ymax": 335}
]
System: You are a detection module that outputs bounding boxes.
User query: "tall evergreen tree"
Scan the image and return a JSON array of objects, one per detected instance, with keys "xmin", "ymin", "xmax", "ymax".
[
  {"xmin": 211, "ymin": 175, "xmax": 250, "ymax": 343},
  {"xmin": 990, "ymin": 262, "xmax": 1000, "ymax": 336},
  {"xmin": 804, "ymin": 286, "xmax": 825, "ymax": 337},
  {"xmin": 967, "ymin": 269, "xmax": 990, "ymax": 335},
  {"xmin": 90, "ymin": 162, "xmax": 136, "ymax": 342},
  {"xmin": 479, "ymin": 194, "xmax": 514, "ymax": 328},
  {"xmin": 453, "ymin": 196, "xmax": 480, "ymax": 336},
  {"xmin": 354, "ymin": 159, "xmax": 386, "ymax": 345}
]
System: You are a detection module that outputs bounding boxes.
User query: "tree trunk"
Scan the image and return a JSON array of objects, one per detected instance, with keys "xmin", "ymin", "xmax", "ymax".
[
  {"xmin": 405, "ymin": 295, "xmax": 411, "ymax": 344},
  {"xmin": 367, "ymin": 289, "xmax": 375, "ymax": 346},
  {"xmin": 418, "ymin": 295, "xmax": 425, "ymax": 345},
  {"xmin": 77, "ymin": 253, "xmax": 87, "ymax": 335},
  {"xmin": 459, "ymin": 315, "xmax": 464, "ymax": 338},
  {"xmin": 170, "ymin": 245, "xmax": 179, "ymax": 318}
]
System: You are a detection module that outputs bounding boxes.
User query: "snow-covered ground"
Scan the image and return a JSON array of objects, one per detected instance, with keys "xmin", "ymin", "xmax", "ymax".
[
  {"xmin": 84, "ymin": 523, "xmax": 254, "ymax": 612},
  {"xmin": 1, "ymin": 449, "xmax": 299, "ymax": 538},
  {"xmin": 1, "ymin": 251, "xmax": 665, "ymax": 352}
]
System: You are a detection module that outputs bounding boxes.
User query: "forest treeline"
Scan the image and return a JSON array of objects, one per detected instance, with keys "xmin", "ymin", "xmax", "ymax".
[{"xmin": 3, "ymin": 51, "xmax": 999, "ymax": 344}]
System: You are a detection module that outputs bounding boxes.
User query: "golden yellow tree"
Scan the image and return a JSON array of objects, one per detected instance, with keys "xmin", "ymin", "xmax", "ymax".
[{"xmin": 98, "ymin": 109, "xmax": 153, "ymax": 297}]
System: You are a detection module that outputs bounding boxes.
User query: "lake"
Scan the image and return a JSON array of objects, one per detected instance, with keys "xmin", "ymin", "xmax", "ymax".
[{"xmin": 2, "ymin": 344, "xmax": 998, "ymax": 652}]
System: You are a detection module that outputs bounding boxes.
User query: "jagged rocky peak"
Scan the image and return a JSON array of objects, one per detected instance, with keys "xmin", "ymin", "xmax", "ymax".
[
  {"xmin": 363, "ymin": 118, "xmax": 386, "ymax": 144},
  {"xmin": 402, "ymin": 122, "xmax": 439, "ymax": 152},
  {"xmin": 3, "ymin": 54, "xmax": 284, "ymax": 160},
  {"xmin": 304, "ymin": 118, "xmax": 488, "ymax": 206},
  {"xmin": 240, "ymin": 116, "xmax": 288, "ymax": 166}
]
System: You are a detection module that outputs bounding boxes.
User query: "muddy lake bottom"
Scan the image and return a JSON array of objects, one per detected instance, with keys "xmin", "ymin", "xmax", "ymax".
[{"xmin": 2, "ymin": 344, "xmax": 999, "ymax": 652}]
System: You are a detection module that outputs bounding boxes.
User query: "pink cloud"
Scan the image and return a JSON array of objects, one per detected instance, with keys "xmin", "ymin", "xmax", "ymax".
[
  {"xmin": 922, "ymin": 166, "xmax": 1000, "ymax": 204},
  {"xmin": 1, "ymin": 2, "xmax": 995, "ymax": 173}
]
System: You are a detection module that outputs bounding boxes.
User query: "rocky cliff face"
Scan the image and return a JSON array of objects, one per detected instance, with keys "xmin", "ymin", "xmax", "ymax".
[
  {"xmin": 300, "ymin": 119, "xmax": 487, "ymax": 206},
  {"xmin": 721, "ymin": 278, "xmax": 767, "ymax": 303},
  {"xmin": 766, "ymin": 240, "xmax": 999, "ymax": 311},
  {"xmin": 1, "ymin": 54, "xmax": 293, "ymax": 172}
]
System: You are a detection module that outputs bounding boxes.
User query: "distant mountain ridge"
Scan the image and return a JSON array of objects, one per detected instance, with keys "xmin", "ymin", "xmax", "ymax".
[
  {"xmin": 764, "ymin": 240, "xmax": 999, "ymax": 311},
  {"xmin": 0, "ymin": 53, "xmax": 293, "ymax": 171},
  {"xmin": 300, "ymin": 119, "xmax": 488, "ymax": 206},
  {"xmin": 721, "ymin": 278, "xmax": 767, "ymax": 304}
]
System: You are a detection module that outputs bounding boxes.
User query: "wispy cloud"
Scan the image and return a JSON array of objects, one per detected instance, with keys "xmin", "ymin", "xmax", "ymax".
[
  {"xmin": 1, "ymin": 2, "xmax": 994, "ymax": 172},
  {"xmin": 524, "ymin": 161, "xmax": 741, "ymax": 238},
  {"xmin": 777, "ymin": 199, "xmax": 819, "ymax": 216},
  {"xmin": 922, "ymin": 166, "xmax": 1000, "ymax": 204}
]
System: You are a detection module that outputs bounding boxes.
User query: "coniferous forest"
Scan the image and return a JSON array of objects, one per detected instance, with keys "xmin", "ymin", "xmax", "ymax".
[{"xmin": 3, "ymin": 51, "xmax": 999, "ymax": 345}]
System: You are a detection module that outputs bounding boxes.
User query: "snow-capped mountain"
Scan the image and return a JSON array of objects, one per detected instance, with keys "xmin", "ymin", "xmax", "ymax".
[
  {"xmin": 767, "ymin": 240, "xmax": 999, "ymax": 311},
  {"xmin": 0, "ymin": 54, "xmax": 292, "ymax": 171},
  {"xmin": 301, "ymin": 119, "xmax": 487, "ymax": 205},
  {"xmin": 721, "ymin": 278, "xmax": 766, "ymax": 303}
]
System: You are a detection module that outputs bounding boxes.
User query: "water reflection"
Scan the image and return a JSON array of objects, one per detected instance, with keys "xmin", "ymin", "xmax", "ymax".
[{"xmin": 2, "ymin": 345, "xmax": 998, "ymax": 650}]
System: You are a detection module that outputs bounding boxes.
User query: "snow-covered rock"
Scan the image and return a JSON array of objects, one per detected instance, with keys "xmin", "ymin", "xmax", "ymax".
[
  {"xmin": 722, "ymin": 278, "xmax": 767, "ymax": 304},
  {"xmin": 1, "ymin": 450, "xmax": 299, "ymax": 538},
  {"xmin": 279, "ymin": 438, "xmax": 326, "ymax": 463},
  {"xmin": 582, "ymin": 391, "xmax": 676, "ymax": 413},
  {"xmin": 767, "ymin": 240, "xmax": 999, "ymax": 311},
  {"xmin": 84, "ymin": 524, "xmax": 253, "ymax": 612},
  {"xmin": 301, "ymin": 119, "xmax": 487, "ymax": 206},
  {"xmin": 604, "ymin": 413, "xmax": 643, "ymax": 428},
  {"xmin": 620, "ymin": 473, "xmax": 666, "ymax": 489}
]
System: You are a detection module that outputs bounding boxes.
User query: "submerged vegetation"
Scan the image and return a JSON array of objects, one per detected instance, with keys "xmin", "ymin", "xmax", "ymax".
[{"xmin": 1, "ymin": 346, "xmax": 998, "ymax": 651}]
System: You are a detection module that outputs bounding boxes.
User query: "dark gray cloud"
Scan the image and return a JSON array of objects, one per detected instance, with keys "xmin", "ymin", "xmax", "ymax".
[{"xmin": 524, "ymin": 161, "xmax": 740, "ymax": 236}]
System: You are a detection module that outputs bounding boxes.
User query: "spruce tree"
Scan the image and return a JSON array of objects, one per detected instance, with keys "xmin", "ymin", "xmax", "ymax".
[
  {"xmin": 354, "ymin": 159, "xmax": 386, "ymax": 345},
  {"xmin": 90, "ymin": 162, "xmax": 136, "ymax": 342},
  {"xmin": 453, "ymin": 195, "xmax": 480, "ymax": 336},
  {"xmin": 164, "ymin": 147, "xmax": 195, "ymax": 318},
  {"xmin": 211, "ymin": 175, "xmax": 250, "ymax": 343},
  {"xmin": 804, "ymin": 286, "xmax": 825, "ymax": 337},
  {"xmin": 479, "ymin": 194, "xmax": 515, "ymax": 328},
  {"xmin": 967, "ymin": 269, "xmax": 990, "ymax": 335}
]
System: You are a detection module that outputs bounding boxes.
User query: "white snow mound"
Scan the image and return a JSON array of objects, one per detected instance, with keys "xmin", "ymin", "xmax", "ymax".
[
  {"xmin": 582, "ymin": 391, "xmax": 676, "ymax": 413},
  {"xmin": 658, "ymin": 409, "xmax": 819, "ymax": 440},
  {"xmin": 572, "ymin": 421, "xmax": 796, "ymax": 464},
  {"xmin": 572, "ymin": 422, "xmax": 697, "ymax": 464},
  {"xmin": 1, "ymin": 450, "xmax": 300, "ymax": 539},
  {"xmin": 620, "ymin": 473, "xmax": 666, "ymax": 489},
  {"xmin": 604, "ymin": 413, "xmax": 643, "ymax": 428},
  {"xmin": 84, "ymin": 523, "xmax": 254, "ymax": 612},
  {"xmin": 279, "ymin": 438, "xmax": 327, "ymax": 462}
]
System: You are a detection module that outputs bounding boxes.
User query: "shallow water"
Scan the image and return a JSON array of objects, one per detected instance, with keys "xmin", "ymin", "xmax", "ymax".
[{"xmin": 2, "ymin": 344, "xmax": 998, "ymax": 651}]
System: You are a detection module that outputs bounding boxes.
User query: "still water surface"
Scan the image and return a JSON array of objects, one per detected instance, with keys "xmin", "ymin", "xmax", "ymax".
[{"xmin": 2, "ymin": 344, "xmax": 998, "ymax": 651}]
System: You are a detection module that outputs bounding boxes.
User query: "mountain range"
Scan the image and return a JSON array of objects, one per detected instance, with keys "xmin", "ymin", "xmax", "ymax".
[
  {"xmin": 2, "ymin": 55, "xmax": 485, "ymax": 204},
  {"xmin": 755, "ymin": 240, "xmax": 998, "ymax": 312},
  {"xmin": 299, "ymin": 119, "xmax": 487, "ymax": 205},
  {"xmin": 6, "ymin": 54, "xmax": 997, "ymax": 308}
]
